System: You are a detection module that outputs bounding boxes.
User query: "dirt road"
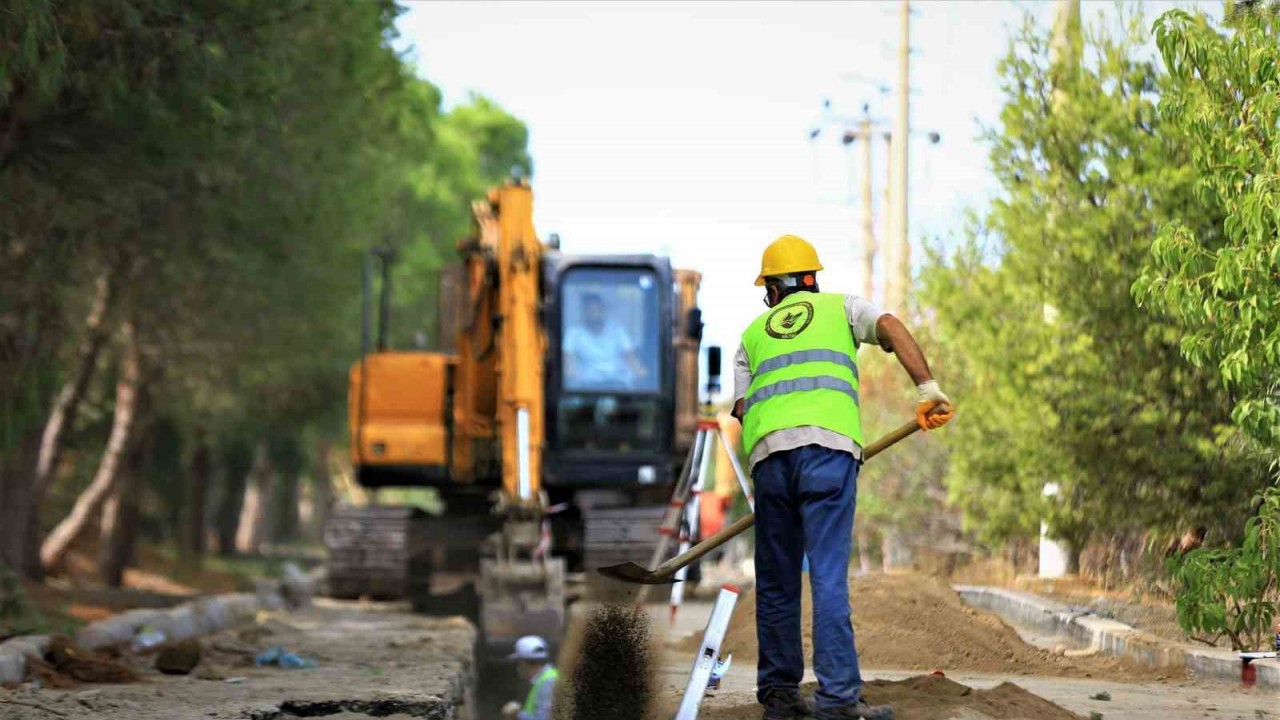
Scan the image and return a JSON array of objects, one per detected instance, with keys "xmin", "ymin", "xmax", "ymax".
[
  {"xmin": 654, "ymin": 594, "xmax": 1277, "ymax": 720},
  {"xmin": 3, "ymin": 586, "xmax": 1272, "ymax": 720},
  {"xmin": 0, "ymin": 600, "xmax": 474, "ymax": 720},
  {"xmin": 650, "ymin": 659, "xmax": 1277, "ymax": 720}
]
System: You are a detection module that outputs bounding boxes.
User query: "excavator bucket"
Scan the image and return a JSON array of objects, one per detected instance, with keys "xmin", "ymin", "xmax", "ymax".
[
  {"xmin": 596, "ymin": 561, "xmax": 680, "ymax": 585},
  {"xmin": 479, "ymin": 557, "xmax": 566, "ymax": 659}
]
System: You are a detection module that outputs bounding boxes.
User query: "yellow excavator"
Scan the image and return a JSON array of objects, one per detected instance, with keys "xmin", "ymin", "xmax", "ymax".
[{"xmin": 325, "ymin": 180, "xmax": 706, "ymax": 660}]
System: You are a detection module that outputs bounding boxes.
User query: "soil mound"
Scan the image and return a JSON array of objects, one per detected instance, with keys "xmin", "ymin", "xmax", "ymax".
[
  {"xmin": 679, "ymin": 573, "xmax": 1155, "ymax": 678},
  {"xmin": 859, "ymin": 675, "xmax": 1084, "ymax": 720},
  {"xmin": 25, "ymin": 635, "xmax": 140, "ymax": 686},
  {"xmin": 694, "ymin": 675, "xmax": 1084, "ymax": 720}
]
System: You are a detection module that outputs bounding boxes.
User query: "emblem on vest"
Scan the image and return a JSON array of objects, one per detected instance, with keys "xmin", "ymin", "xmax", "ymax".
[{"xmin": 765, "ymin": 300, "xmax": 815, "ymax": 339}]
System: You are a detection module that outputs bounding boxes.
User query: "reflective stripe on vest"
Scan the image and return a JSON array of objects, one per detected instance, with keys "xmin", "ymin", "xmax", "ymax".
[
  {"xmin": 523, "ymin": 665, "xmax": 559, "ymax": 716},
  {"xmin": 740, "ymin": 292, "xmax": 863, "ymax": 457},
  {"xmin": 753, "ymin": 348, "xmax": 860, "ymax": 382},
  {"xmin": 742, "ymin": 375, "xmax": 860, "ymax": 416}
]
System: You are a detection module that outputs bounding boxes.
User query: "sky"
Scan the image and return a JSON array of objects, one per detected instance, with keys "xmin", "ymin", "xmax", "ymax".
[{"xmin": 395, "ymin": 0, "xmax": 1216, "ymax": 359}]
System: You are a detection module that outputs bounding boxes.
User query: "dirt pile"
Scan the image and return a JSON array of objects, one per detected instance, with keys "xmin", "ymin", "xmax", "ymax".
[
  {"xmin": 855, "ymin": 676, "xmax": 1084, "ymax": 720},
  {"xmin": 557, "ymin": 603, "xmax": 655, "ymax": 720},
  {"xmin": 680, "ymin": 573, "xmax": 1156, "ymax": 678},
  {"xmin": 689, "ymin": 675, "xmax": 1084, "ymax": 720},
  {"xmin": 24, "ymin": 635, "xmax": 140, "ymax": 687},
  {"xmin": 154, "ymin": 639, "xmax": 202, "ymax": 675}
]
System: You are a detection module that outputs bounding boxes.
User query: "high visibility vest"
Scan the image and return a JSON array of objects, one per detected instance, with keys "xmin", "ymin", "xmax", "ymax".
[
  {"xmin": 523, "ymin": 665, "xmax": 559, "ymax": 717},
  {"xmin": 741, "ymin": 292, "xmax": 862, "ymax": 458}
]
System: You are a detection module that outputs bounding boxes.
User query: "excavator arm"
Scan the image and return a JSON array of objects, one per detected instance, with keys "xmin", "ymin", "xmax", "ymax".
[
  {"xmin": 455, "ymin": 181, "xmax": 564, "ymax": 658},
  {"xmin": 453, "ymin": 182, "xmax": 546, "ymax": 513}
]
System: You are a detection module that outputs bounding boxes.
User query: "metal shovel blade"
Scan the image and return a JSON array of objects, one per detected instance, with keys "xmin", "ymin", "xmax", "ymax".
[{"xmin": 596, "ymin": 561, "xmax": 679, "ymax": 585}]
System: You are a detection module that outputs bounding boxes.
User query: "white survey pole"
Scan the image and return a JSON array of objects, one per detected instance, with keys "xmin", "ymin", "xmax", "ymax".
[{"xmin": 675, "ymin": 585, "xmax": 740, "ymax": 720}]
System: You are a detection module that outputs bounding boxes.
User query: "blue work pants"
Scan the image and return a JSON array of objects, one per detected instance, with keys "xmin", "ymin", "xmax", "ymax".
[{"xmin": 753, "ymin": 444, "xmax": 862, "ymax": 709}]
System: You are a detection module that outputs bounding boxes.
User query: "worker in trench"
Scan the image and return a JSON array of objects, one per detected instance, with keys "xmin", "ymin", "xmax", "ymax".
[
  {"xmin": 501, "ymin": 635, "xmax": 559, "ymax": 720},
  {"xmin": 731, "ymin": 235, "xmax": 953, "ymax": 720}
]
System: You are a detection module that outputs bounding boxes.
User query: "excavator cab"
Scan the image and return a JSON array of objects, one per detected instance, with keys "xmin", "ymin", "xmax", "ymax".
[{"xmin": 544, "ymin": 255, "xmax": 679, "ymax": 489}]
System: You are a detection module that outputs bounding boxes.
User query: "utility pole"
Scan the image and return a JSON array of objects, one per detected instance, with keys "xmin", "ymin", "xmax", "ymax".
[
  {"xmin": 881, "ymin": 131, "xmax": 893, "ymax": 303},
  {"xmin": 1050, "ymin": 0, "xmax": 1081, "ymax": 111},
  {"xmin": 840, "ymin": 110, "xmax": 878, "ymax": 302},
  {"xmin": 859, "ymin": 114, "xmax": 875, "ymax": 302},
  {"xmin": 1038, "ymin": 0, "xmax": 1081, "ymax": 580},
  {"xmin": 884, "ymin": 0, "xmax": 911, "ymax": 317},
  {"xmin": 814, "ymin": 103, "xmax": 887, "ymax": 305},
  {"xmin": 1051, "ymin": 0, "xmax": 1081, "ymax": 69},
  {"xmin": 810, "ymin": 11, "xmax": 938, "ymax": 309}
]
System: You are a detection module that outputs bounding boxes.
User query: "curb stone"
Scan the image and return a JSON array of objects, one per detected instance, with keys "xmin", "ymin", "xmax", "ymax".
[
  {"xmin": 954, "ymin": 584, "xmax": 1280, "ymax": 689},
  {"xmin": 0, "ymin": 568, "xmax": 317, "ymax": 686}
]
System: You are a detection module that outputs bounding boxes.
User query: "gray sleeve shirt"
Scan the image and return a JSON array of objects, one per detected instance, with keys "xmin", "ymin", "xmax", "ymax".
[{"xmin": 735, "ymin": 294, "xmax": 887, "ymax": 470}]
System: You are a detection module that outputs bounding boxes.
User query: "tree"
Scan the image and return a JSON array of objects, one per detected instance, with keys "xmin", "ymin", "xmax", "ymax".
[
  {"xmin": 921, "ymin": 7, "xmax": 1268, "ymax": 559},
  {"xmin": 2, "ymin": 0, "xmax": 533, "ymax": 580},
  {"xmin": 40, "ymin": 324, "xmax": 143, "ymax": 573},
  {"xmin": 1169, "ymin": 486, "xmax": 1280, "ymax": 651},
  {"xmin": 1135, "ymin": 2, "xmax": 1280, "ymax": 451}
]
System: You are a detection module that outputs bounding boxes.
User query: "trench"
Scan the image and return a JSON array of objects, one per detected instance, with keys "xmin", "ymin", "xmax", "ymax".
[{"xmin": 251, "ymin": 698, "xmax": 460, "ymax": 719}]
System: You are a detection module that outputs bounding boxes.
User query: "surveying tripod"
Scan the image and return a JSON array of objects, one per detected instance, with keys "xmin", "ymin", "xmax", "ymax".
[{"xmin": 637, "ymin": 347, "xmax": 755, "ymax": 606}]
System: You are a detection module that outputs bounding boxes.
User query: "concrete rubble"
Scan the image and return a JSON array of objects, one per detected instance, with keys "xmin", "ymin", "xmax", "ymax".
[{"xmin": 0, "ymin": 564, "xmax": 317, "ymax": 686}]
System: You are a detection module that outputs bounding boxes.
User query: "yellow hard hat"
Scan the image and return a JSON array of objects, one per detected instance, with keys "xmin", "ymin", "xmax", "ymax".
[{"xmin": 755, "ymin": 234, "xmax": 823, "ymax": 286}]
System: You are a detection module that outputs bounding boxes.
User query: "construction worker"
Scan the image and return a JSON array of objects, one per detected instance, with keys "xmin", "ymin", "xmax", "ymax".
[
  {"xmin": 501, "ymin": 635, "xmax": 559, "ymax": 720},
  {"xmin": 731, "ymin": 235, "xmax": 952, "ymax": 720}
]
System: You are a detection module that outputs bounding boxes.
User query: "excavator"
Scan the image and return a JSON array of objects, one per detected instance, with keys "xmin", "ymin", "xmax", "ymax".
[{"xmin": 325, "ymin": 180, "xmax": 707, "ymax": 660}]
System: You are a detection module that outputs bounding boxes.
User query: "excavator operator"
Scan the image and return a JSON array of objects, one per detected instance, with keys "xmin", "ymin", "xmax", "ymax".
[
  {"xmin": 731, "ymin": 235, "xmax": 953, "ymax": 720},
  {"xmin": 563, "ymin": 291, "xmax": 648, "ymax": 390}
]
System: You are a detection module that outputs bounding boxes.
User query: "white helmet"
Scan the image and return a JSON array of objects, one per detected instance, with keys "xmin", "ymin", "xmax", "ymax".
[{"xmin": 508, "ymin": 635, "xmax": 549, "ymax": 662}]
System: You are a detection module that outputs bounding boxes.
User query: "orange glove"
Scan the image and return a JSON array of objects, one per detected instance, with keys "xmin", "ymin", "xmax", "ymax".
[{"xmin": 916, "ymin": 380, "xmax": 954, "ymax": 430}]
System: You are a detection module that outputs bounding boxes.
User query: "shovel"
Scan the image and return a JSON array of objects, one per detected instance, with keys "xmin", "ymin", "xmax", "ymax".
[{"xmin": 597, "ymin": 410, "xmax": 943, "ymax": 585}]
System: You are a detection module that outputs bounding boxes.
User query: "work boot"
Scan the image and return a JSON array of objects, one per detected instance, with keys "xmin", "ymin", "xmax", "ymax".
[
  {"xmin": 760, "ymin": 687, "xmax": 814, "ymax": 719},
  {"xmin": 814, "ymin": 700, "xmax": 895, "ymax": 720}
]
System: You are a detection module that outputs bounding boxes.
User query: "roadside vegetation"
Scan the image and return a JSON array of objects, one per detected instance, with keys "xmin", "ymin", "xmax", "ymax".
[
  {"xmin": 1, "ymin": 1, "xmax": 529, "ymax": 589},
  {"xmin": 909, "ymin": 2, "xmax": 1280, "ymax": 651}
]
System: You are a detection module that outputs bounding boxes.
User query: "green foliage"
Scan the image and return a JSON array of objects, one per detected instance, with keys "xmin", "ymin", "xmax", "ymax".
[
  {"xmin": 1134, "ymin": 5, "xmax": 1280, "ymax": 448},
  {"xmin": 854, "ymin": 329, "xmax": 956, "ymax": 557},
  {"xmin": 0, "ymin": 563, "xmax": 80, "ymax": 637},
  {"xmin": 921, "ymin": 8, "xmax": 1267, "ymax": 551},
  {"xmin": 1169, "ymin": 486, "xmax": 1280, "ymax": 650},
  {"xmin": 1, "ymin": 1, "xmax": 531, "ymax": 554},
  {"xmin": 0, "ymin": 563, "xmax": 26, "ymax": 622}
]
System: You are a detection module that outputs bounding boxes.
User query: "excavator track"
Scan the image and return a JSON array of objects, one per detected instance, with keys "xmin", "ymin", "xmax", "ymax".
[{"xmin": 325, "ymin": 504, "xmax": 433, "ymax": 602}]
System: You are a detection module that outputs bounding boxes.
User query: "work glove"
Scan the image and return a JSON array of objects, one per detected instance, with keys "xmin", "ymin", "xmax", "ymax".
[
  {"xmin": 501, "ymin": 701, "xmax": 521, "ymax": 719},
  {"xmin": 916, "ymin": 380, "xmax": 954, "ymax": 430}
]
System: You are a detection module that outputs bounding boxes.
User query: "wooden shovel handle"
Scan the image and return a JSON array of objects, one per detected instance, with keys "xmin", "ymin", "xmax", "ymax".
[{"xmin": 650, "ymin": 405, "xmax": 949, "ymax": 579}]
